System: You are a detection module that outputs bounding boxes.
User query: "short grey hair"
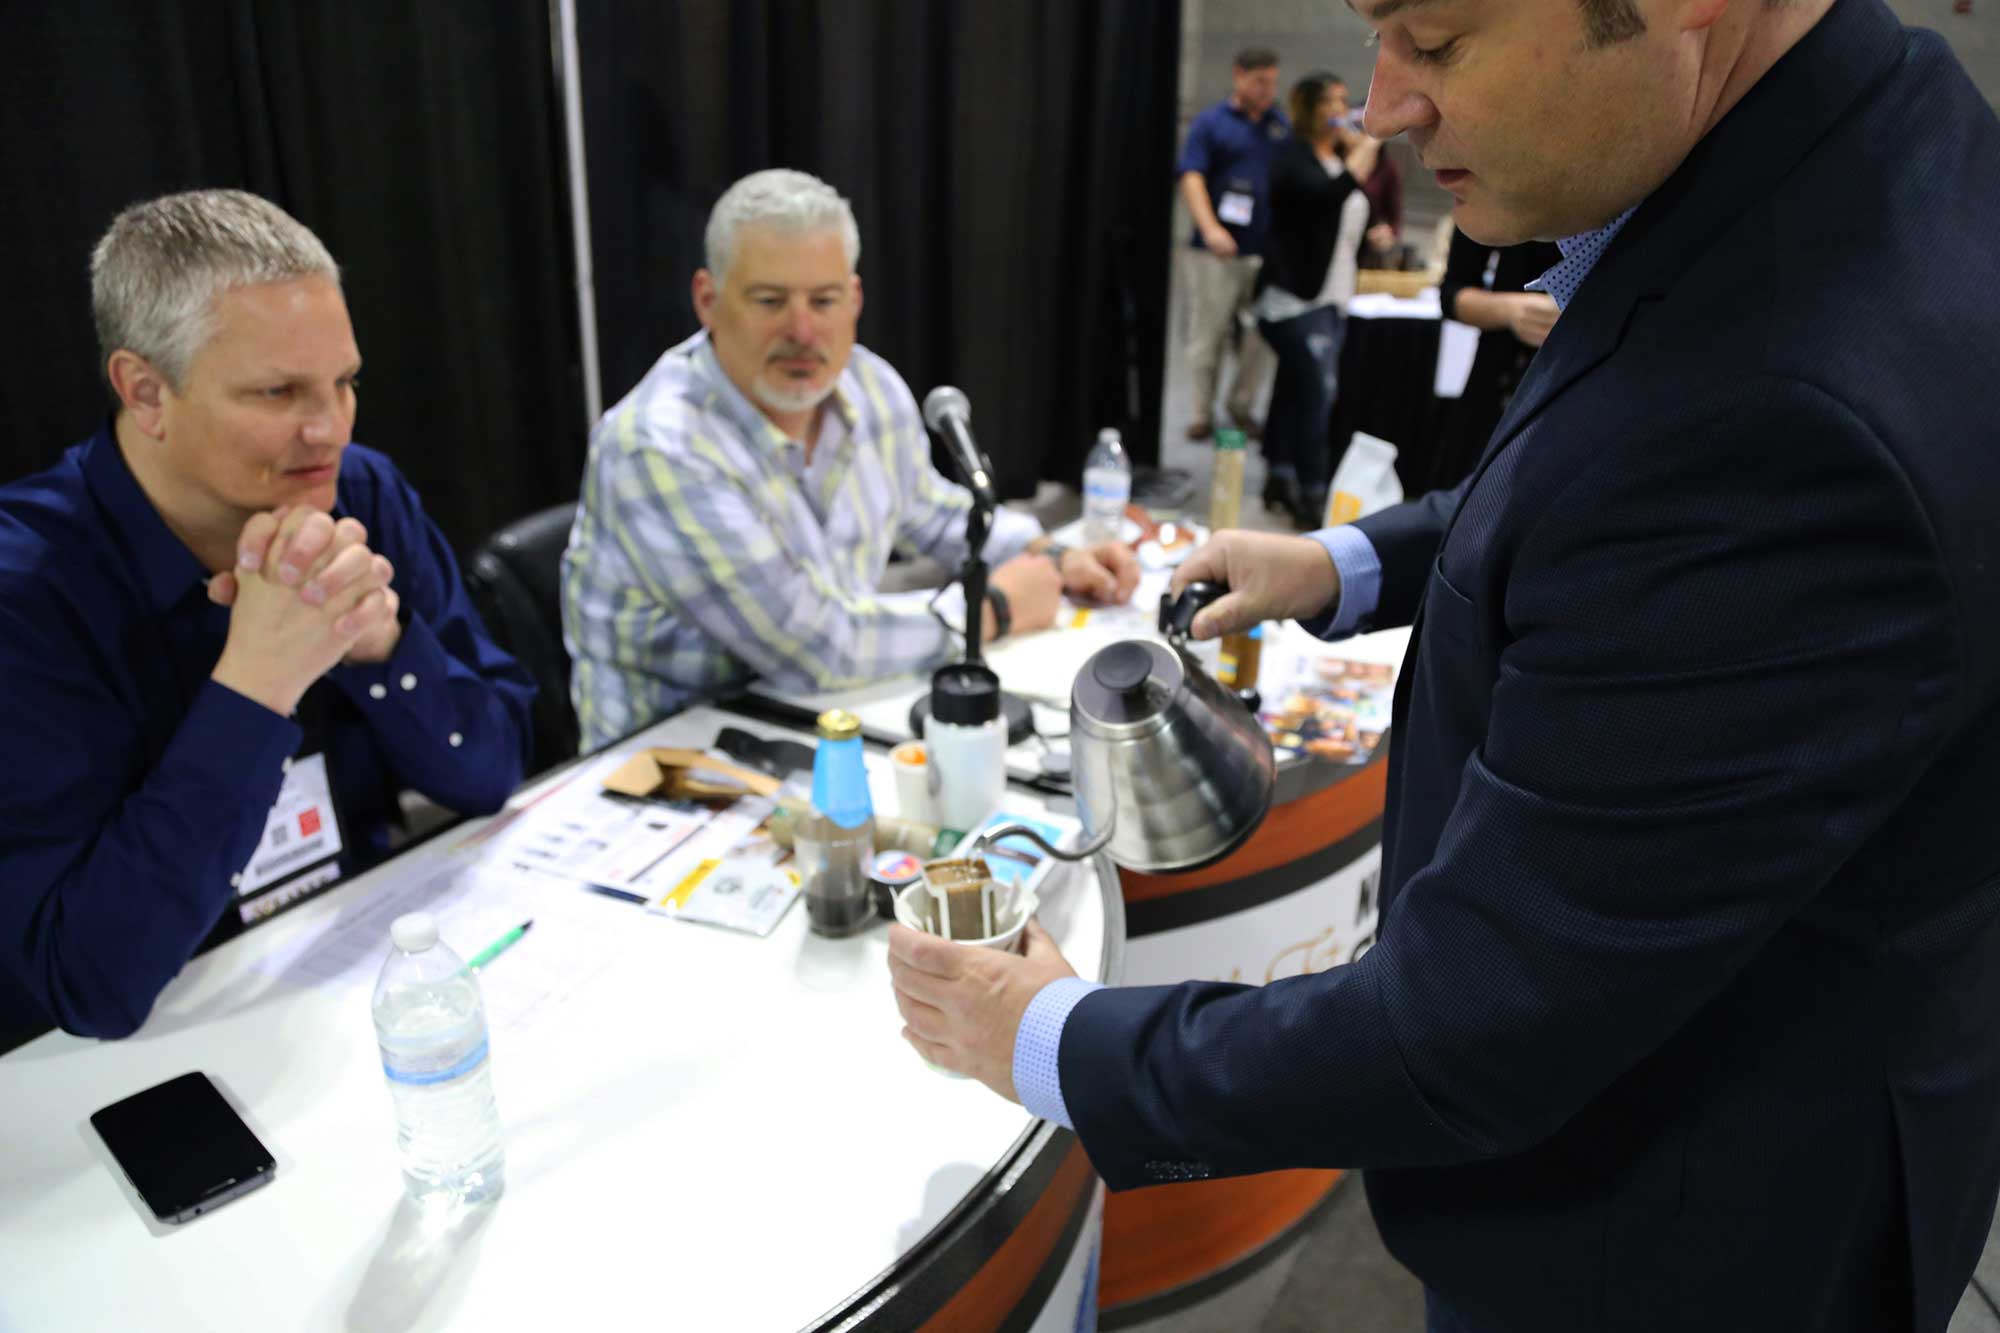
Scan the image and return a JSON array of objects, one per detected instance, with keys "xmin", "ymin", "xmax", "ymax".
[
  {"xmin": 90, "ymin": 188, "xmax": 340, "ymax": 391},
  {"xmin": 703, "ymin": 169, "xmax": 861, "ymax": 280}
]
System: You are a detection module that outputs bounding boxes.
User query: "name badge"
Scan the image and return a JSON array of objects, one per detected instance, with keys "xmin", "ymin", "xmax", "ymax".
[
  {"xmin": 1216, "ymin": 191, "xmax": 1255, "ymax": 227},
  {"xmin": 236, "ymin": 752, "xmax": 345, "ymax": 908}
]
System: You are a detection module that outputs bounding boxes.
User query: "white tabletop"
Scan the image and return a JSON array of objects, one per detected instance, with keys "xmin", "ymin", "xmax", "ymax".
[{"xmin": 0, "ymin": 706, "xmax": 1119, "ymax": 1332}]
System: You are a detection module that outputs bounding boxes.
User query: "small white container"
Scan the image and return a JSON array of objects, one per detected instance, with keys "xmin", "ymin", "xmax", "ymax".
[
  {"xmin": 890, "ymin": 740, "xmax": 937, "ymax": 825},
  {"xmin": 923, "ymin": 712, "xmax": 1006, "ymax": 833}
]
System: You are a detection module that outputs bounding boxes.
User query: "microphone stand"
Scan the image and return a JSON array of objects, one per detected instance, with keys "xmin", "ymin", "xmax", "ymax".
[
  {"xmin": 915, "ymin": 437, "xmax": 1035, "ymax": 749},
  {"xmin": 957, "ymin": 491, "xmax": 993, "ymax": 666}
]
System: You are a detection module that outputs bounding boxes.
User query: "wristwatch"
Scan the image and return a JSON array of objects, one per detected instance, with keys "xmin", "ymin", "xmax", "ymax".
[{"xmin": 984, "ymin": 585, "xmax": 1013, "ymax": 640}]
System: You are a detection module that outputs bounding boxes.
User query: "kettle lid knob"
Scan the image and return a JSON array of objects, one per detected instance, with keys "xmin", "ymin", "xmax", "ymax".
[
  {"xmin": 1091, "ymin": 641, "xmax": 1153, "ymax": 695},
  {"xmin": 1075, "ymin": 639, "xmax": 1179, "ymax": 728}
]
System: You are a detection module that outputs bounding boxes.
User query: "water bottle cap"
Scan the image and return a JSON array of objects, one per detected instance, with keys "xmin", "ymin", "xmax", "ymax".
[
  {"xmin": 391, "ymin": 912, "xmax": 439, "ymax": 952},
  {"xmin": 816, "ymin": 709, "xmax": 862, "ymax": 741}
]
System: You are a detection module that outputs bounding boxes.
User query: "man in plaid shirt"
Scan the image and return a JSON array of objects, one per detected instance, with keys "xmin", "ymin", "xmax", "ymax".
[{"xmin": 562, "ymin": 169, "xmax": 1139, "ymax": 751}]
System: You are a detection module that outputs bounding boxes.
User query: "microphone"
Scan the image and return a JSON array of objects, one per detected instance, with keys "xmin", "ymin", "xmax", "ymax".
[{"xmin": 922, "ymin": 385, "xmax": 998, "ymax": 510}]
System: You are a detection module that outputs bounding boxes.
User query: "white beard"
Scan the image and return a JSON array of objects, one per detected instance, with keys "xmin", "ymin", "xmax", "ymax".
[{"xmin": 754, "ymin": 374, "xmax": 834, "ymax": 417}]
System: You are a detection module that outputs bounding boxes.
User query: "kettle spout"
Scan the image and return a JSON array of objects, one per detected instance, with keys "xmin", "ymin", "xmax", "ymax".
[{"xmin": 971, "ymin": 803, "xmax": 1118, "ymax": 864}]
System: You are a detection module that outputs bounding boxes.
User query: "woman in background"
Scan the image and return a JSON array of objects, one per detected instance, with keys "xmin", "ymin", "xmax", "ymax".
[{"xmin": 1253, "ymin": 72, "xmax": 1377, "ymax": 528}]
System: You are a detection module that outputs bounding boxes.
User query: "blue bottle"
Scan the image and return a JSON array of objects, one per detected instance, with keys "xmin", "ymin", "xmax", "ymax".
[
  {"xmin": 805, "ymin": 710, "xmax": 876, "ymax": 936},
  {"xmin": 811, "ymin": 709, "xmax": 874, "ymax": 828}
]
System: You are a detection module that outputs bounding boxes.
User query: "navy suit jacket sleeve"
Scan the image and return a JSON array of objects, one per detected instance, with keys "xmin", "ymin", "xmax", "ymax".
[
  {"xmin": 1351, "ymin": 482, "xmax": 1464, "ymax": 630},
  {"xmin": 1060, "ymin": 378, "xmax": 1962, "ymax": 1189}
]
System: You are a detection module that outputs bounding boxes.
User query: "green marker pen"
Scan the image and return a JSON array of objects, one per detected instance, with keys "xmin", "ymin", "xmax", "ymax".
[{"xmin": 468, "ymin": 919, "xmax": 534, "ymax": 970}]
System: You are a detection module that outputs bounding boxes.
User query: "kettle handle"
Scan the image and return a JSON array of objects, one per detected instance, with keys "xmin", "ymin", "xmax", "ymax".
[{"xmin": 1158, "ymin": 581, "xmax": 1227, "ymax": 641}]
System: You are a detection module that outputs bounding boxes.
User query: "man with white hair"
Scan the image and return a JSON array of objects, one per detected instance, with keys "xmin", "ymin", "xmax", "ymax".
[
  {"xmin": 0, "ymin": 189, "xmax": 534, "ymax": 1049},
  {"xmin": 562, "ymin": 168, "xmax": 1141, "ymax": 751}
]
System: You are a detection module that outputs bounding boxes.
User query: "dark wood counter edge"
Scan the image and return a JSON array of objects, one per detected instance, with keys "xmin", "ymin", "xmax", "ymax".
[
  {"xmin": 1274, "ymin": 737, "xmax": 1389, "ymax": 807},
  {"xmin": 1098, "ymin": 1170, "xmax": 1352, "ymax": 1328},
  {"xmin": 1123, "ymin": 818, "xmax": 1383, "ymax": 938},
  {"xmin": 808, "ymin": 1127, "xmax": 1095, "ymax": 1332}
]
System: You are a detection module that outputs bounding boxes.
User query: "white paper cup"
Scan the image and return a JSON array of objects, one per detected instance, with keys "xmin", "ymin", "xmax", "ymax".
[
  {"xmin": 893, "ymin": 880, "xmax": 1038, "ymax": 954},
  {"xmin": 895, "ymin": 865, "xmax": 1037, "ymax": 1078},
  {"xmin": 890, "ymin": 741, "xmax": 937, "ymax": 825}
]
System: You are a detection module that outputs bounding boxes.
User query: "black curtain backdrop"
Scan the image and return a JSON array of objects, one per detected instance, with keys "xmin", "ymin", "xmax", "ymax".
[
  {"xmin": 578, "ymin": 1, "xmax": 1181, "ymax": 493},
  {"xmin": 0, "ymin": 3, "xmax": 584, "ymax": 555}
]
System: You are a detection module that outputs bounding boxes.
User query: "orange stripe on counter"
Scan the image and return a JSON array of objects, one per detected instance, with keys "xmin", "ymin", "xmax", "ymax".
[
  {"xmin": 919, "ymin": 1141, "xmax": 1096, "ymax": 1331},
  {"xmin": 1118, "ymin": 761, "xmax": 1387, "ymax": 903},
  {"xmin": 1100, "ymin": 1168, "xmax": 1342, "ymax": 1310}
]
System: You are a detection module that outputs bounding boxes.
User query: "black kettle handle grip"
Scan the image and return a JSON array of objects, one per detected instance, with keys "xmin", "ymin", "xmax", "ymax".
[{"xmin": 1158, "ymin": 581, "xmax": 1226, "ymax": 639}]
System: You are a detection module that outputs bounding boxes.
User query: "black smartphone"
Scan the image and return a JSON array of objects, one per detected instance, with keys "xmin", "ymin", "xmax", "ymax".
[{"xmin": 90, "ymin": 1072, "xmax": 276, "ymax": 1224}]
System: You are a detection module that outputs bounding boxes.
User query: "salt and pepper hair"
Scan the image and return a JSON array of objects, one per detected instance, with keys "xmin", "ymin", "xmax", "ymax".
[
  {"xmin": 90, "ymin": 188, "xmax": 340, "ymax": 391},
  {"xmin": 703, "ymin": 169, "xmax": 861, "ymax": 281}
]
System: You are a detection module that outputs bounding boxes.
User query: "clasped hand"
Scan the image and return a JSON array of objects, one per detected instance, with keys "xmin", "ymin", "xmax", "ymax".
[{"xmin": 208, "ymin": 506, "xmax": 401, "ymax": 716}]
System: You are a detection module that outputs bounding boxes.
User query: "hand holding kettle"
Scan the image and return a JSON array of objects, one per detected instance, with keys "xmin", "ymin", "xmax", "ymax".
[{"xmin": 1169, "ymin": 530, "xmax": 1344, "ymax": 641}]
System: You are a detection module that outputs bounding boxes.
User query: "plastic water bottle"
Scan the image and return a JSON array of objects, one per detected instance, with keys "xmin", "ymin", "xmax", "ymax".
[
  {"xmin": 372, "ymin": 912, "xmax": 505, "ymax": 1206},
  {"xmin": 1082, "ymin": 427, "xmax": 1131, "ymax": 545}
]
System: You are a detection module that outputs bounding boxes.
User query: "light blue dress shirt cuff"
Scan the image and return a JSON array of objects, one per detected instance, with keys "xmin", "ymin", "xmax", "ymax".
[
  {"xmin": 1296, "ymin": 525, "xmax": 1383, "ymax": 640},
  {"xmin": 1013, "ymin": 975, "xmax": 1104, "ymax": 1130}
]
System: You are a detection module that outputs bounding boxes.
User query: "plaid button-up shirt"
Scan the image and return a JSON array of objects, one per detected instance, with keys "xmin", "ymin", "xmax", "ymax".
[{"xmin": 562, "ymin": 332, "xmax": 1041, "ymax": 751}]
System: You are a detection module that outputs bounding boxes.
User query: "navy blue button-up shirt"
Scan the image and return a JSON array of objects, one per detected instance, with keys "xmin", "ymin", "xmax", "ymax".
[
  {"xmin": 0, "ymin": 424, "xmax": 534, "ymax": 1046},
  {"xmin": 1177, "ymin": 98, "xmax": 1291, "ymax": 256}
]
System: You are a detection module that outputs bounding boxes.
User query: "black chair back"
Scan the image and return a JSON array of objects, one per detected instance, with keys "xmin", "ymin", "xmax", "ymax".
[{"xmin": 463, "ymin": 502, "xmax": 579, "ymax": 772}]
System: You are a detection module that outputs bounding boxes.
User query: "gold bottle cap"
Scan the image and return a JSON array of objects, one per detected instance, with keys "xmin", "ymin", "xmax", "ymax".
[{"xmin": 816, "ymin": 709, "xmax": 862, "ymax": 741}]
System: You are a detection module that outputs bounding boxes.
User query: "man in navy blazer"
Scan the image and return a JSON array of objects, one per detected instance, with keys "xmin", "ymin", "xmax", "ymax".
[{"xmin": 888, "ymin": 0, "xmax": 2000, "ymax": 1327}]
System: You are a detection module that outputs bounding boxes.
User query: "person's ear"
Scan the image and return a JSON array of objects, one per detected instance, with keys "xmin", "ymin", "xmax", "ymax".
[
  {"xmin": 851, "ymin": 273, "xmax": 864, "ymax": 322},
  {"xmin": 1675, "ymin": 0, "xmax": 1730, "ymax": 33},
  {"xmin": 107, "ymin": 350, "xmax": 172, "ymax": 439},
  {"xmin": 692, "ymin": 269, "xmax": 718, "ymax": 329}
]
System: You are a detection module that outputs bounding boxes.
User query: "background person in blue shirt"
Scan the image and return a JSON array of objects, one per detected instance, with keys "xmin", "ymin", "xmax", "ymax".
[
  {"xmin": 0, "ymin": 190, "xmax": 534, "ymax": 1049},
  {"xmin": 1176, "ymin": 47, "xmax": 1288, "ymax": 442}
]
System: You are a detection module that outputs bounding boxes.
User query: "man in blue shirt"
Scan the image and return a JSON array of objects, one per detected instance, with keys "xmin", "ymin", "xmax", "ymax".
[
  {"xmin": 1177, "ymin": 48, "xmax": 1287, "ymax": 441},
  {"xmin": 0, "ymin": 190, "xmax": 534, "ymax": 1050}
]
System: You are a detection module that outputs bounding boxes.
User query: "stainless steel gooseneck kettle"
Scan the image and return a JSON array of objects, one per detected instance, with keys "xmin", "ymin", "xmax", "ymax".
[{"xmin": 972, "ymin": 583, "xmax": 1276, "ymax": 873}]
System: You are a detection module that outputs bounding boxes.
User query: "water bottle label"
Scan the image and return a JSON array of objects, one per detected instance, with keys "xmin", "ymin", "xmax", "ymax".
[
  {"xmin": 382, "ymin": 1035, "xmax": 490, "ymax": 1086},
  {"xmin": 1083, "ymin": 477, "xmax": 1129, "ymax": 503}
]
